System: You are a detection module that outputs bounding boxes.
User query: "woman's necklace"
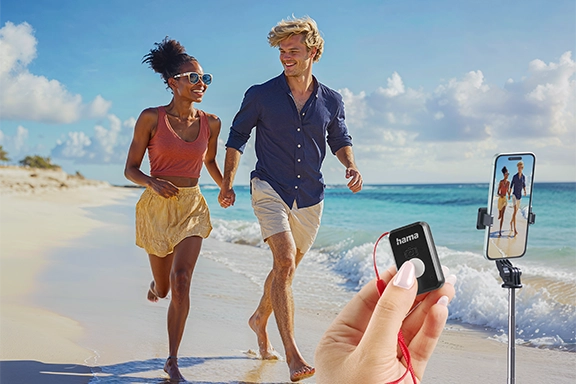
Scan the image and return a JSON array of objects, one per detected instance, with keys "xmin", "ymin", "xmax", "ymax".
[{"xmin": 166, "ymin": 108, "xmax": 198, "ymax": 123}]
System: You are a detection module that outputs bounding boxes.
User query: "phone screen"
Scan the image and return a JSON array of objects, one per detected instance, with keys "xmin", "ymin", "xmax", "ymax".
[{"xmin": 484, "ymin": 153, "xmax": 536, "ymax": 260}]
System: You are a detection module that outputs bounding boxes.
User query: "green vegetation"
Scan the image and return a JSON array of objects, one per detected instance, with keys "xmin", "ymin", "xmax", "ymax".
[
  {"xmin": 18, "ymin": 155, "xmax": 61, "ymax": 170},
  {"xmin": 0, "ymin": 146, "xmax": 9, "ymax": 162}
]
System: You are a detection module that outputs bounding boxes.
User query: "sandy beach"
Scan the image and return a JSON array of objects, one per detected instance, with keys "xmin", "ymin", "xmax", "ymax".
[{"xmin": 0, "ymin": 166, "xmax": 574, "ymax": 383}]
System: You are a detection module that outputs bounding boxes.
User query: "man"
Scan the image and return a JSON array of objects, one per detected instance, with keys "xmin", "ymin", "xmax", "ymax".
[
  {"xmin": 509, "ymin": 160, "xmax": 526, "ymax": 237},
  {"xmin": 218, "ymin": 16, "xmax": 362, "ymax": 382}
]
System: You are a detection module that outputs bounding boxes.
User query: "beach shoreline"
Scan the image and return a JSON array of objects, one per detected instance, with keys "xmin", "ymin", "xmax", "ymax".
[
  {"xmin": 0, "ymin": 166, "xmax": 574, "ymax": 383},
  {"xmin": 0, "ymin": 166, "xmax": 136, "ymax": 383}
]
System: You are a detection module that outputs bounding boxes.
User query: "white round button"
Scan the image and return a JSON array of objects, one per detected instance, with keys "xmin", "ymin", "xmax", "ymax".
[{"xmin": 409, "ymin": 258, "xmax": 425, "ymax": 278}]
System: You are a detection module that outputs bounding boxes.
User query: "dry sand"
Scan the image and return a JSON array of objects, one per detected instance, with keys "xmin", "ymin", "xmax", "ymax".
[{"xmin": 0, "ymin": 166, "xmax": 574, "ymax": 383}]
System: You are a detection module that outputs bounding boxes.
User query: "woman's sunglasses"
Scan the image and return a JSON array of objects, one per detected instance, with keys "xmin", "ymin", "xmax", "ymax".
[{"xmin": 173, "ymin": 72, "xmax": 213, "ymax": 85}]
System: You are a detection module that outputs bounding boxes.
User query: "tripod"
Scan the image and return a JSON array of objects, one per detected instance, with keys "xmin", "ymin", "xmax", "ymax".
[{"xmin": 476, "ymin": 207, "xmax": 535, "ymax": 384}]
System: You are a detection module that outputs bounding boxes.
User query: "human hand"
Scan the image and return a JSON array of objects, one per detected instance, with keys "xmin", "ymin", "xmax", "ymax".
[
  {"xmin": 218, "ymin": 187, "xmax": 235, "ymax": 208},
  {"xmin": 346, "ymin": 167, "xmax": 363, "ymax": 193},
  {"xmin": 148, "ymin": 177, "xmax": 179, "ymax": 199},
  {"xmin": 315, "ymin": 261, "xmax": 457, "ymax": 384}
]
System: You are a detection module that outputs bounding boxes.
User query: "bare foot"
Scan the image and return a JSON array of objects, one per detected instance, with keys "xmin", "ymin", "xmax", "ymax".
[
  {"xmin": 163, "ymin": 356, "xmax": 185, "ymax": 382},
  {"xmin": 248, "ymin": 313, "xmax": 279, "ymax": 360},
  {"xmin": 147, "ymin": 281, "xmax": 159, "ymax": 302},
  {"xmin": 289, "ymin": 363, "xmax": 315, "ymax": 382}
]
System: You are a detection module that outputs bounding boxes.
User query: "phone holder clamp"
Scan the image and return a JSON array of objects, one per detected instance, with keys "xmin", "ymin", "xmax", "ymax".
[
  {"xmin": 496, "ymin": 259, "xmax": 522, "ymax": 289},
  {"xmin": 476, "ymin": 207, "xmax": 536, "ymax": 230},
  {"xmin": 527, "ymin": 211, "xmax": 536, "ymax": 225},
  {"xmin": 476, "ymin": 207, "xmax": 493, "ymax": 230}
]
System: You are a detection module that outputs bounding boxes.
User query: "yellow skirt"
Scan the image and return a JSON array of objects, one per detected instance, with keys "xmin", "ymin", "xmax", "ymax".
[
  {"xmin": 135, "ymin": 186, "xmax": 212, "ymax": 257},
  {"xmin": 498, "ymin": 196, "xmax": 507, "ymax": 210}
]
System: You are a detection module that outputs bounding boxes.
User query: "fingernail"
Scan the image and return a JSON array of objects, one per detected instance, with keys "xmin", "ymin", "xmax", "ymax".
[
  {"xmin": 393, "ymin": 261, "xmax": 416, "ymax": 290},
  {"xmin": 442, "ymin": 265, "xmax": 450, "ymax": 276},
  {"xmin": 437, "ymin": 295, "xmax": 450, "ymax": 306},
  {"xmin": 445, "ymin": 274, "xmax": 457, "ymax": 286}
]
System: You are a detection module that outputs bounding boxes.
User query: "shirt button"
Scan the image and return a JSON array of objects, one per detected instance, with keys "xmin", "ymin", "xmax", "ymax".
[
  {"xmin": 295, "ymin": 186, "xmax": 298, "ymax": 189},
  {"xmin": 297, "ymin": 159, "xmax": 301, "ymax": 162},
  {"xmin": 297, "ymin": 175, "xmax": 301, "ymax": 178},
  {"xmin": 297, "ymin": 128, "xmax": 301, "ymax": 132},
  {"xmin": 297, "ymin": 144, "xmax": 301, "ymax": 148},
  {"xmin": 302, "ymin": 113, "xmax": 305, "ymax": 116}
]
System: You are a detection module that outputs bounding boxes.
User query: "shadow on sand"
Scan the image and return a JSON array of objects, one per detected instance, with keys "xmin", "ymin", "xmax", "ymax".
[{"xmin": 0, "ymin": 356, "xmax": 290, "ymax": 384}]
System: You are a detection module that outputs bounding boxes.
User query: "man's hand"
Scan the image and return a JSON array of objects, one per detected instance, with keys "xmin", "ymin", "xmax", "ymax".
[{"xmin": 346, "ymin": 167, "xmax": 363, "ymax": 193}]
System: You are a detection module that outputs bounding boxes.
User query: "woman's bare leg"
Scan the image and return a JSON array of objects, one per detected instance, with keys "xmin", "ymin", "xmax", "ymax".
[
  {"xmin": 164, "ymin": 236, "xmax": 202, "ymax": 382},
  {"xmin": 148, "ymin": 253, "xmax": 174, "ymax": 302}
]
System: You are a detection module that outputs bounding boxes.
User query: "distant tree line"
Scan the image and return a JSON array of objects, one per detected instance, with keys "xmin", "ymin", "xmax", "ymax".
[
  {"xmin": 0, "ymin": 145, "xmax": 61, "ymax": 170},
  {"xmin": 0, "ymin": 145, "xmax": 9, "ymax": 162}
]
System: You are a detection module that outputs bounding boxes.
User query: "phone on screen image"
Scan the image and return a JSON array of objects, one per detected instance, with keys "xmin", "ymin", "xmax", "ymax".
[{"xmin": 484, "ymin": 152, "xmax": 536, "ymax": 260}]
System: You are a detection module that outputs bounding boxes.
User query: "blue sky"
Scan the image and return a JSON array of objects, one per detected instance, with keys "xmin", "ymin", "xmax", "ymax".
[{"xmin": 1, "ymin": 0, "xmax": 574, "ymax": 185}]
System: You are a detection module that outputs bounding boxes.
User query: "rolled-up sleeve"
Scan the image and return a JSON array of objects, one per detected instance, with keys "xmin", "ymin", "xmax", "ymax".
[
  {"xmin": 226, "ymin": 86, "xmax": 260, "ymax": 153},
  {"xmin": 326, "ymin": 95, "xmax": 353, "ymax": 155}
]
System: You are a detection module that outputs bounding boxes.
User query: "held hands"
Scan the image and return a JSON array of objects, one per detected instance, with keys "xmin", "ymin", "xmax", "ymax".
[
  {"xmin": 346, "ymin": 167, "xmax": 363, "ymax": 193},
  {"xmin": 218, "ymin": 187, "xmax": 236, "ymax": 208},
  {"xmin": 315, "ymin": 261, "xmax": 457, "ymax": 384}
]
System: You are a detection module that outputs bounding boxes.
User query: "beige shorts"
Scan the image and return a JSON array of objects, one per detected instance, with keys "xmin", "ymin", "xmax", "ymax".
[
  {"xmin": 251, "ymin": 177, "xmax": 323, "ymax": 255},
  {"xmin": 512, "ymin": 195, "xmax": 521, "ymax": 209},
  {"xmin": 135, "ymin": 186, "xmax": 212, "ymax": 257}
]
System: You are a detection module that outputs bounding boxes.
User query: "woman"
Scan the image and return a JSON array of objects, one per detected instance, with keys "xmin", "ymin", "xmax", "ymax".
[
  {"xmin": 124, "ymin": 37, "xmax": 224, "ymax": 382},
  {"xmin": 497, "ymin": 166, "xmax": 510, "ymax": 237}
]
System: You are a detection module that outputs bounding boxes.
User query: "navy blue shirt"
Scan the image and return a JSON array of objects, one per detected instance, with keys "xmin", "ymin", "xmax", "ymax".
[
  {"xmin": 226, "ymin": 73, "xmax": 353, "ymax": 208},
  {"xmin": 511, "ymin": 173, "xmax": 526, "ymax": 200}
]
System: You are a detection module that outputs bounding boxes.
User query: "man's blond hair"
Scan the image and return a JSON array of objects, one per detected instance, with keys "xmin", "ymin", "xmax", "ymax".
[{"xmin": 267, "ymin": 16, "xmax": 324, "ymax": 62}]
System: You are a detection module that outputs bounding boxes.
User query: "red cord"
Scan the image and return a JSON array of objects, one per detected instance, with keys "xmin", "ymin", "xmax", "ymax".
[{"xmin": 373, "ymin": 232, "xmax": 417, "ymax": 384}]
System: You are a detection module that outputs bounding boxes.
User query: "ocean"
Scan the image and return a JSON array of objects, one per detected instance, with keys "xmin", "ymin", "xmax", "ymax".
[{"xmin": 198, "ymin": 182, "xmax": 576, "ymax": 352}]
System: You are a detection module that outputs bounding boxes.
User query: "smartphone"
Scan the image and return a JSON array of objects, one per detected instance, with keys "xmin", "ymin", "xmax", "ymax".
[
  {"xmin": 389, "ymin": 222, "xmax": 445, "ymax": 294},
  {"xmin": 484, "ymin": 152, "xmax": 536, "ymax": 260}
]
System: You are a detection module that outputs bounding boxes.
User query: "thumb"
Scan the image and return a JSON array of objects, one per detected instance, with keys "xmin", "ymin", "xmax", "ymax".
[{"xmin": 358, "ymin": 261, "xmax": 418, "ymax": 355}]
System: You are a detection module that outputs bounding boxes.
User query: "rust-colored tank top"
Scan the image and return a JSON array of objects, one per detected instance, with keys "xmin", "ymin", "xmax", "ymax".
[{"xmin": 148, "ymin": 106, "xmax": 210, "ymax": 178}]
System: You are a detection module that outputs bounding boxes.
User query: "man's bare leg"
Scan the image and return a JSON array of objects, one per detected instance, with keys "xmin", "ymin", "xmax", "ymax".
[
  {"xmin": 249, "ymin": 238, "xmax": 307, "ymax": 360},
  {"xmin": 510, "ymin": 205, "xmax": 518, "ymax": 237},
  {"xmin": 253, "ymin": 231, "xmax": 314, "ymax": 381},
  {"xmin": 248, "ymin": 269, "xmax": 279, "ymax": 359}
]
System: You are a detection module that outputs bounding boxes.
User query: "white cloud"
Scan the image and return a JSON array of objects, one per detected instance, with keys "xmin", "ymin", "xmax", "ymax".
[
  {"xmin": 0, "ymin": 125, "xmax": 30, "ymax": 159},
  {"xmin": 51, "ymin": 114, "xmax": 134, "ymax": 164},
  {"xmin": 87, "ymin": 95, "xmax": 113, "ymax": 118},
  {"xmin": 337, "ymin": 52, "xmax": 575, "ymax": 182},
  {"xmin": 0, "ymin": 21, "xmax": 111, "ymax": 124},
  {"xmin": 123, "ymin": 117, "xmax": 137, "ymax": 130},
  {"xmin": 14, "ymin": 126, "xmax": 29, "ymax": 152},
  {"xmin": 343, "ymin": 51, "xmax": 575, "ymax": 144}
]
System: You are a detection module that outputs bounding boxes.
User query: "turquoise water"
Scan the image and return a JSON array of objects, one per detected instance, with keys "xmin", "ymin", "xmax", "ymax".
[{"xmin": 201, "ymin": 182, "xmax": 576, "ymax": 351}]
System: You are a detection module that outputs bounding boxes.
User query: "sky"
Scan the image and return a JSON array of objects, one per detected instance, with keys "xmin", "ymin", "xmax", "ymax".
[{"xmin": 1, "ymin": 0, "xmax": 574, "ymax": 186}]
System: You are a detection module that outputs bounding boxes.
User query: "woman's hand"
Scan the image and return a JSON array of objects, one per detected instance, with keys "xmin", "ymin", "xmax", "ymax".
[
  {"xmin": 148, "ymin": 177, "xmax": 179, "ymax": 199},
  {"xmin": 315, "ymin": 261, "xmax": 457, "ymax": 384}
]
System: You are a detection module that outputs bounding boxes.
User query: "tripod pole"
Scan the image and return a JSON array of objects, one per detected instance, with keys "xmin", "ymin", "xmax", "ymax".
[
  {"xmin": 507, "ymin": 287, "xmax": 517, "ymax": 384},
  {"xmin": 495, "ymin": 259, "xmax": 522, "ymax": 384}
]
